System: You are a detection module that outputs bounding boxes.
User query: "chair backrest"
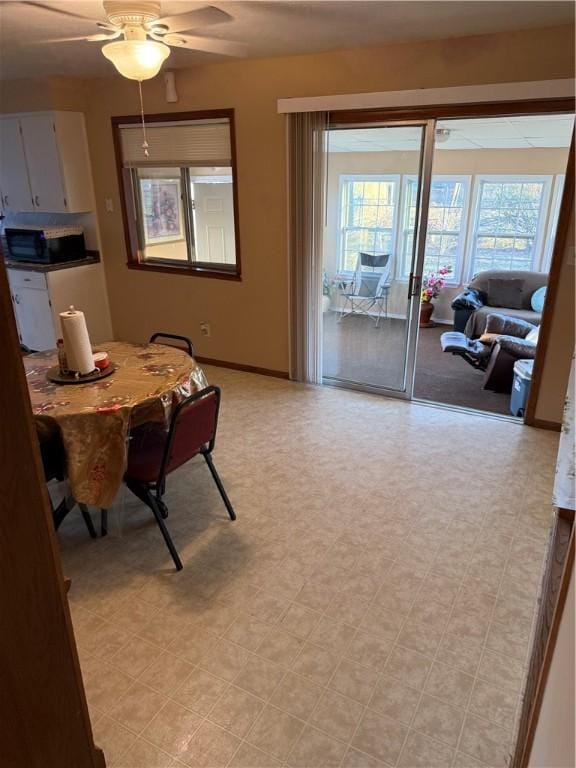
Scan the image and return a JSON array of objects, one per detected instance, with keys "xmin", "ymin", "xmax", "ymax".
[
  {"xmin": 352, "ymin": 253, "xmax": 391, "ymax": 296},
  {"xmin": 161, "ymin": 386, "xmax": 220, "ymax": 478},
  {"xmin": 149, "ymin": 332, "xmax": 195, "ymax": 357}
]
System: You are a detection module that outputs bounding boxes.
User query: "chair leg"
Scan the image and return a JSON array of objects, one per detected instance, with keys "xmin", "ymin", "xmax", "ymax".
[
  {"xmin": 52, "ymin": 493, "xmax": 75, "ymax": 530},
  {"xmin": 147, "ymin": 491, "xmax": 183, "ymax": 571},
  {"xmin": 203, "ymin": 452, "xmax": 236, "ymax": 521},
  {"xmin": 78, "ymin": 504, "xmax": 97, "ymax": 539},
  {"xmin": 100, "ymin": 508, "xmax": 108, "ymax": 537},
  {"xmin": 125, "ymin": 479, "xmax": 182, "ymax": 571}
]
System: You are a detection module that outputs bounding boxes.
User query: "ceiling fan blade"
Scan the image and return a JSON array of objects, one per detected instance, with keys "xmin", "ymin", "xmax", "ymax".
[
  {"xmin": 32, "ymin": 32, "xmax": 121, "ymax": 44},
  {"xmin": 156, "ymin": 6, "xmax": 232, "ymax": 33},
  {"xmin": 96, "ymin": 21, "xmax": 121, "ymax": 32},
  {"xmin": 87, "ymin": 31, "xmax": 122, "ymax": 42},
  {"xmin": 19, "ymin": 1, "xmax": 100, "ymax": 22},
  {"xmin": 164, "ymin": 34, "xmax": 247, "ymax": 57}
]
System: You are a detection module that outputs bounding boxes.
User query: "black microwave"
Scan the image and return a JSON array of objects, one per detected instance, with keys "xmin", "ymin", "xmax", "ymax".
[{"xmin": 4, "ymin": 226, "xmax": 86, "ymax": 264}]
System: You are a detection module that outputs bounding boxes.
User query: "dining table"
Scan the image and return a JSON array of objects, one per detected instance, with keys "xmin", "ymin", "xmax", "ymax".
[{"xmin": 25, "ymin": 340, "xmax": 208, "ymax": 508}]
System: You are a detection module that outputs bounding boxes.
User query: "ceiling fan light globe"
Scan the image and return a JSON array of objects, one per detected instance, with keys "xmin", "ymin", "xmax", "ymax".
[{"xmin": 102, "ymin": 40, "xmax": 170, "ymax": 80}]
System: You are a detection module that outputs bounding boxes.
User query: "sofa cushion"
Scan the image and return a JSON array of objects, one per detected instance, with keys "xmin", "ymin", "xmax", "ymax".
[
  {"xmin": 465, "ymin": 305, "xmax": 542, "ymax": 338},
  {"xmin": 487, "ymin": 278, "xmax": 525, "ymax": 309}
]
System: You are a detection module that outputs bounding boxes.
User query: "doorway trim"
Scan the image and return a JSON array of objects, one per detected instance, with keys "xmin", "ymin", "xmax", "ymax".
[
  {"xmin": 524, "ymin": 133, "xmax": 575, "ymax": 429},
  {"xmin": 278, "ymin": 79, "xmax": 575, "ymax": 114},
  {"xmin": 320, "ymin": 97, "xmax": 575, "ymax": 421}
]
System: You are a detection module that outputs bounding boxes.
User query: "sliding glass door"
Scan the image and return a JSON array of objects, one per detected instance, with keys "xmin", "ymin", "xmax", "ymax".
[{"xmin": 322, "ymin": 120, "xmax": 435, "ymax": 396}]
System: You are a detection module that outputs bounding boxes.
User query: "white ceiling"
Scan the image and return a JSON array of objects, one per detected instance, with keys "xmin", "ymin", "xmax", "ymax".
[
  {"xmin": 0, "ymin": 1, "xmax": 574, "ymax": 80},
  {"xmin": 328, "ymin": 115, "xmax": 576, "ymax": 152}
]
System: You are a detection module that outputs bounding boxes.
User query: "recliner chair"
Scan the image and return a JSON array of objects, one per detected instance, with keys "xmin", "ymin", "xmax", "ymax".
[{"xmin": 441, "ymin": 313, "xmax": 539, "ymax": 393}]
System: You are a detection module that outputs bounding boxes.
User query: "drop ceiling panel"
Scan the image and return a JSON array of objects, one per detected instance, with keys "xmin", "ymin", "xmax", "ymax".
[
  {"xmin": 472, "ymin": 138, "xmax": 532, "ymax": 148},
  {"xmin": 527, "ymin": 137, "xmax": 574, "ymax": 148}
]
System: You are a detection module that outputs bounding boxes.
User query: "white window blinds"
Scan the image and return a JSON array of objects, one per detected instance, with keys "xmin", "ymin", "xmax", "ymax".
[{"xmin": 119, "ymin": 120, "xmax": 232, "ymax": 167}]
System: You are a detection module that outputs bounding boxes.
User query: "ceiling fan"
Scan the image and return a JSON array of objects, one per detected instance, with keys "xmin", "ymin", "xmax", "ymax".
[{"xmin": 28, "ymin": 1, "xmax": 248, "ymax": 79}]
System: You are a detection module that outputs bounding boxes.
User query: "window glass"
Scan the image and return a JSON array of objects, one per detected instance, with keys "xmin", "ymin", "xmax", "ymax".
[
  {"xmin": 190, "ymin": 168, "xmax": 236, "ymax": 265},
  {"xmin": 339, "ymin": 177, "xmax": 398, "ymax": 272},
  {"xmin": 401, "ymin": 176, "xmax": 469, "ymax": 280},
  {"xmin": 470, "ymin": 178, "xmax": 549, "ymax": 273},
  {"xmin": 137, "ymin": 168, "xmax": 188, "ymax": 262}
]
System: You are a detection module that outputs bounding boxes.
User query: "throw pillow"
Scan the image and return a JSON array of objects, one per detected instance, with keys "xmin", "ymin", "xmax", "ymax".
[
  {"xmin": 487, "ymin": 278, "xmax": 525, "ymax": 309},
  {"xmin": 531, "ymin": 286, "xmax": 546, "ymax": 312}
]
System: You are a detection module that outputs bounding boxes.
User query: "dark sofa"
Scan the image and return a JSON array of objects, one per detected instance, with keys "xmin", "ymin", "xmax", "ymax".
[{"xmin": 451, "ymin": 270, "xmax": 547, "ymax": 337}]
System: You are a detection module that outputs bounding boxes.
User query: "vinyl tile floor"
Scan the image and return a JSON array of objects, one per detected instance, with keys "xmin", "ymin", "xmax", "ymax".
[{"xmin": 57, "ymin": 366, "xmax": 559, "ymax": 768}]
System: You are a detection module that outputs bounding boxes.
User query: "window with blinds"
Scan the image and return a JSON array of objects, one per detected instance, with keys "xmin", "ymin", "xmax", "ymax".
[{"xmin": 113, "ymin": 110, "xmax": 240, "ymax": 278}]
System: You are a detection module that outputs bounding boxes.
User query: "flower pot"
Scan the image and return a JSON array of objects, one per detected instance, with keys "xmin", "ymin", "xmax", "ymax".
[
  {"xmin": 419, "ymin": 301, "xmax": 435, "ymax": 327},
  {"xmin": 322, "ymin": 295, "xmax": 331, "ymax": 313}
]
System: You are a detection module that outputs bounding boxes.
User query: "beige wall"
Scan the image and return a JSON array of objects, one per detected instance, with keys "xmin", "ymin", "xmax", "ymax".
[{"xmin": 1, "ymin": 24, "xmax": 573, "ymax": 390}]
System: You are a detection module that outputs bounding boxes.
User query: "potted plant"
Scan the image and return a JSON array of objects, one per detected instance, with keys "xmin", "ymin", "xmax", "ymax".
[{"xmin": 420, "ymin": 265, "xmax": 452, "ymax": 327}]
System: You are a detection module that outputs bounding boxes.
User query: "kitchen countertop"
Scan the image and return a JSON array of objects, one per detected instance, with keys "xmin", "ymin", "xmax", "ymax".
[{"xmin": 4, "ymin": 251, "xmax": 100, "ymax": 272}]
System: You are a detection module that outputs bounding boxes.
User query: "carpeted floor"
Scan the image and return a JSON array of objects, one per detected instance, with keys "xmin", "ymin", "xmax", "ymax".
[
  {"xmin": 322, "ymin": 312, "xmax": 512, "ymax": 416},
  {"xmin": 60, "ymin": 366, "xmax": 558, "ymax": 767}
]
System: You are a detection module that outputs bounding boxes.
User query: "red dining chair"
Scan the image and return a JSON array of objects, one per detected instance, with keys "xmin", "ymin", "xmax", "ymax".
[
  {"xmin": 149, "ymin": 332, "xmax": 195, "ymax": 358},
  {"xmin": 122, "ymin": 385, "xmax": 235, "ymax": 570}
]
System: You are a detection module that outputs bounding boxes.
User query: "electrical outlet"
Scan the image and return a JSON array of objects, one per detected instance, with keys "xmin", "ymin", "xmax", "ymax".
[
  {"xmin": 105, "ymin": 197, "xmax": 114, "ymax": 213},
  {"xmin": 200, "ymin": 322, "xmax": 211, "ymax": 338}
]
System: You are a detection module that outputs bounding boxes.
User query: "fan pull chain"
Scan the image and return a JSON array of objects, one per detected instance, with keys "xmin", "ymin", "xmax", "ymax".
[{"xmin": 138, "ymin": 80, "xmax": 149, "ymax": 158}]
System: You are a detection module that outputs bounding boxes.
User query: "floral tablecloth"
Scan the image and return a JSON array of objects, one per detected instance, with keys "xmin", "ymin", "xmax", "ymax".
[{"xmin": 25, "ymin": 341, "xmax": 208, "ymax": 507}]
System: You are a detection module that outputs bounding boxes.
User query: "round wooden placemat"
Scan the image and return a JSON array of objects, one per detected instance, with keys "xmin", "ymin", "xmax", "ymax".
[{"xmin": 47, "ymin": 363, "xmax": 116, "ymax": 385}]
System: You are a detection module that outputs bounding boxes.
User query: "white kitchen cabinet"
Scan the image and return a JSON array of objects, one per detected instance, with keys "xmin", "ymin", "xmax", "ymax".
[
  {"xmin": 19, "ymin": 114, "xmax": 67, "ymax": 213},
  {"xmin": 0, "ymin": 116, "xmax": 34, "ymax": 213},
  {"xmin": 11, "ymin": 278, "xmax": 57, "ymax": 351},
  {"xmin": 8, "ymin": 263, "xmax": 112, "ymax": 351},
  {"xmin": 0, "ymin": 111, "xmax": 95, "ymax": 214}
]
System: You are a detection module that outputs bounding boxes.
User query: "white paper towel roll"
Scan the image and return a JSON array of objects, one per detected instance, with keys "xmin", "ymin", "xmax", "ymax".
[{"xmin": 60, "ymin": 306, "xmax": 94, "ymax": 375}]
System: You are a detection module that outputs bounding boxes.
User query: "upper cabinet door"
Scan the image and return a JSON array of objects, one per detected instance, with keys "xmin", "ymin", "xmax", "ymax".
[
  {"xmin": 20, "ymin": 114, "xmax": 67, "ymax": 213},
  {"xmin": 0, "ymin": 117, "xmax": 34, "ymax": 212}
]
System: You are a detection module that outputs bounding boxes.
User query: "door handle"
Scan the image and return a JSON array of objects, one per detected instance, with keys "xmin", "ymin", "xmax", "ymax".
[
  {"xmin": 408, "ymin": 273, "xmax": 422, "ymax": 298},
  {"xmin": 34, "ymin": 195, "xmax": 40, "ymax": 207},
  {"xmin": 3, "ymin": 195, "xmax": 8, "ymax": 206}
]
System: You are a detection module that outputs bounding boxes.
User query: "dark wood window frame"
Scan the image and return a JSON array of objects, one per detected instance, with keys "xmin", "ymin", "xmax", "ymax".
[{"xmin": 112, "ymin": 108, "xmax": 242, "ymax": 281}]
